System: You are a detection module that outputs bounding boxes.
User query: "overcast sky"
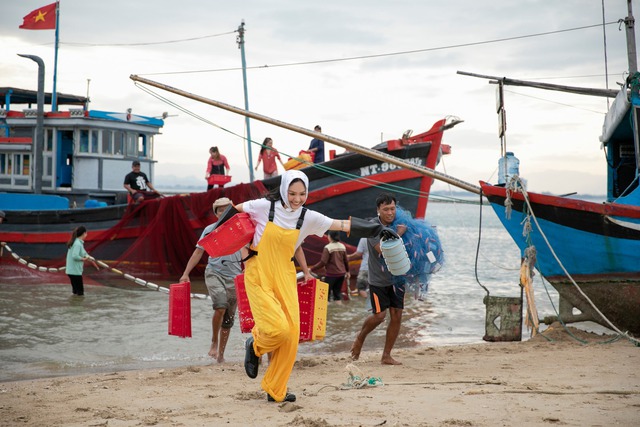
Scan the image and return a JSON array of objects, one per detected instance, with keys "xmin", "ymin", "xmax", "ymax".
[{"xmin": 1, "ymin": 0, "xmax": 637, "ymax": 196}]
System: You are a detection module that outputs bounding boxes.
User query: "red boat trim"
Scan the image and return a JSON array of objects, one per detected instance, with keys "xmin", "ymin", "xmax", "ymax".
[{"xmin": 480, "ymin": 181, "xmax": 640, "ymax": 218}]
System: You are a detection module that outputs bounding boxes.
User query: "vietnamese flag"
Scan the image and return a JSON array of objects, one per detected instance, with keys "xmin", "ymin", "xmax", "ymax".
[{"xmin": 19, "ymin": 2, "xmax": 57, "ymax": 30}]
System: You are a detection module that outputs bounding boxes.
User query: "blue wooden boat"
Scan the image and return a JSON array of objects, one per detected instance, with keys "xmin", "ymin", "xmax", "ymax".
[{"xmin": 476, "ymin": 3, "xmax": 640, "ymax": 336}]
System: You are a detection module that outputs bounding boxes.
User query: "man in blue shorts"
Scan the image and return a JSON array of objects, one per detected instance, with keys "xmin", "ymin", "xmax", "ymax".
[{"xmin": 350, "ymin": 193, "xmax": 407, "ymax": 365}]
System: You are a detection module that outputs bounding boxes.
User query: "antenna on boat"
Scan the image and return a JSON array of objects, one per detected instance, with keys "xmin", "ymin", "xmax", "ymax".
[
  {"xmin": 237, "ymin": 20, "xmax": 255, "ymax": 183},
  {"xmin": 85, "ymin": 78, "xmax": 91, "ymax": 111}
]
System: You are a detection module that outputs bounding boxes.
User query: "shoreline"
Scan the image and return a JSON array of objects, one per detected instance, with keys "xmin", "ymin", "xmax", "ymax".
[{"xmin": 2, "ymin": 324, "xmax": 638, "ymax": 427}]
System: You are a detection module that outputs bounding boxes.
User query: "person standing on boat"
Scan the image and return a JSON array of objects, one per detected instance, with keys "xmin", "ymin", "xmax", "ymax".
[
  {"xmin": 347, "ymin": 237, "xmax": 370, "ymax": 298},
  {"xmin": 179, "ymin": 197, "xmax": 246, "ymax": 363},
  {"xmin": 65, "ymin": 226, "xmax": 98, "ymax": 297},
  {"xmin": 123, "ymin": 160, "xmax": 161, "ymax": 204},
  {"xmin": 310, "ymin": 230, "xmax": 350, "ymax": 303},
  {"xmin": 230, "ymin": 169, "xmax": 390, "ymax": 403},
  {"xmin": 255, "ymin": 137, "xmax": 284, "ymax": 179},
  {"xmin": 205, "ymin": 146, "xmax": 231, "ymax": 190},
  {"xmin": 350, "ymin": 193, "xmax": 407, "ymax": 366},
  {"xmin": 308, "ymin": 125, "xmax": 325, "ymax": 163}
]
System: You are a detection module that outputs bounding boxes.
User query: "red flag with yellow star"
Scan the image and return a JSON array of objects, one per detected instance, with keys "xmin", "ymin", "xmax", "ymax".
[{"xmin": 19, "ymin": 2, "xmax": 57, "ymax": 30}]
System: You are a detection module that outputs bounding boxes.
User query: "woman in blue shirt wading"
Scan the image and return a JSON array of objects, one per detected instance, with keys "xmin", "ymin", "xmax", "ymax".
[{"xmin": 65, "ymin": 226, "xmax": 96, "ymax": 296}]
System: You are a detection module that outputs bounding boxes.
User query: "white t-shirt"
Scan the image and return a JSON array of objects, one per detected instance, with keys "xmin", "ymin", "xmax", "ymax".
[
  {"xmin": 355, "ymin": 238, "xmax": 369, "ymax": 272},
  {"xmin": 242, "ymin": 198, "xmax": 333, "ymax": 249}
]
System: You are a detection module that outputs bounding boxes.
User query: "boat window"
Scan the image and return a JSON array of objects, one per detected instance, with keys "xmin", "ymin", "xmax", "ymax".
[
  {"xmin": 6, "ymin": 153, "xmax": 31, "ymax": 176},
  {"xmin": 138, "ymin": 134, "xmax": 147, "ymax": 157},
  {"xmin": 0, "ymin": 153, "xmax": 6, "ymax": 174},
  {"xmin": 79, "ymin": 130, "xmax": 89, "ymax": 153},
  {"xmin": 114, "ymin": 131, "xmax": 124, "ymax": 155},
  {"xmin": 90, "ymin": 130, "xmax": 99, "ymax": 153},
  {"xmin": 102, "ymin": 130, "xmax": 113, "ymax": 155},
  {"xmin": 126, "ymin": 133, "xmax": 136, "ymax": 156},
  {"xmin": 44, "ymin": 128, "xmax": 53, "ymax": 152}
]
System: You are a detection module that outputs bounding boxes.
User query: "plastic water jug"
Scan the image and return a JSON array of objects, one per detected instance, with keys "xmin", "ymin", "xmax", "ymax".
[
  {"xmin": 498, "ymin": 152, "xmax": 520, "ymax": 185},
  {"xmin": 380, "ymin": 237, "xmax": 410, "ymax": 276}
]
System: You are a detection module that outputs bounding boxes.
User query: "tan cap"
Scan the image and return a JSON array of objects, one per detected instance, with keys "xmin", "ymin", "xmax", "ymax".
[{"xmin": 212, "ymin": 197, "xmax": 233, "ymax": 211}]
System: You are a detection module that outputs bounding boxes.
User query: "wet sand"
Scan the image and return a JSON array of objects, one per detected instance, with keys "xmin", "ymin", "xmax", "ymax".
[{"xmin": 1, "ymin": 324, "xmax": 638, "ymax": 427}]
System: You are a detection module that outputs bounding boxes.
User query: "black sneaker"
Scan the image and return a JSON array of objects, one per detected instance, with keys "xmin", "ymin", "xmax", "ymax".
[
  {"xmin": 267, "ymin": 392, "xmax": 296, "ymax": 402},
  {"xmin": 244, "ymin": 337, "xmax": 259, "ymax": 379}
]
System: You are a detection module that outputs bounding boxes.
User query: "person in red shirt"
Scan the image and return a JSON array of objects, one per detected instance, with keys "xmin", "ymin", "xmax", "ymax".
[
  {"xmin": 255, "ymin": 138, "xmax": 284, "ymax": 179},
  {"xmin": 206, "ymin": 146, "xmax": 231, "ymax": 190}
]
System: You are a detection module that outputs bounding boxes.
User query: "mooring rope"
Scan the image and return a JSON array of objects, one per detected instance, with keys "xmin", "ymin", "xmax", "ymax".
[
  {"xmin": 505, "ymin": 177, "xmax": 640, "ymax": 346},
  {"xmin": 0, "ymin": 242, "xmax": 210, "ymax": 300}
]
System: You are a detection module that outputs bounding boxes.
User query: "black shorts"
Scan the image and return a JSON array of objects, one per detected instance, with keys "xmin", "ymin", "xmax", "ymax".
[{"xmin": 369, "ymin": 283, "xmax": 404, "ymax": 313}]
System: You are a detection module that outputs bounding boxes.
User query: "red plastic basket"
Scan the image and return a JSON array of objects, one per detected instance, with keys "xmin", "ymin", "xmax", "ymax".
[
  {"xmin": 234, "ymin": 274, "xmax": 255, "ymax": 333},
  {"xmin": 168, "ymin": 282, "xmax": 192, "ymax": 338},
  {"xmin": 207, "ymin": 175, "xmax": 232, "ymax": 186},
  {"xmin": 234, "ymin": 274, "xmax": 319, "ymax": 341},
  {"xmin": 198, "ymin": 213, "xmax": 255, "ymax": 257}
]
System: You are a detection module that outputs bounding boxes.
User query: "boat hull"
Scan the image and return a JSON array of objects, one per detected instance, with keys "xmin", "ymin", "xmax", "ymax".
[
  {"xmin": 481, "ymin": 182, "xmax": 640, "ymax": 335},
  {"xmin": 1, "ymin": 127, "xmax": 446, "ymax": 278}
]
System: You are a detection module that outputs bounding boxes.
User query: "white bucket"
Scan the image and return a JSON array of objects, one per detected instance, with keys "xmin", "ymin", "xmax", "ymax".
[{"xmin": 380, "ymin": 238, "xmax": 410, "ymax": 276}]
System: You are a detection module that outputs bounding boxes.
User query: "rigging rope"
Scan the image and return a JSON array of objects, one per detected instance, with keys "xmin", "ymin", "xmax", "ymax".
[{"xmin": 503, "ymin": 176, "xmax": 640, "ymax": 346}]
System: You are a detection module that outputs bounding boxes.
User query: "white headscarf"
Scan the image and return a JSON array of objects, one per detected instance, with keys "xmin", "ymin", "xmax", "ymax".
[{"xmin": 279, "ymin": 169, "xmax": 309, "ymax": 212}]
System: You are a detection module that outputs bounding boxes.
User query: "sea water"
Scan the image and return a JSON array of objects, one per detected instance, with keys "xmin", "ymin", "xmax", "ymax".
[{"xmin": 0, "ymin": 201, "xmax": 567, "ymax": 382}]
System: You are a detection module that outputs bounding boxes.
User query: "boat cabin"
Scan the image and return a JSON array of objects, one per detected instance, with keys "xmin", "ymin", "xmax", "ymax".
[
  {"xmin": 600, "ymin": 76, "xmax": 640, "ymax": 204},
  {"xmin": 0, "ymin": 87, "xmax": 163, "ymax": 208}
]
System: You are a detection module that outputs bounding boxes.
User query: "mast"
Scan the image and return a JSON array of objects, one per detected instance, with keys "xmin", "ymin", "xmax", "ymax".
[
  {"xmin": 625, "ymin": 0, "xmax": 638, "ymax": 75},
  {"xmin": 52, "ymin": 0, "xmax": 60, "ymax": 112},
  {"xmin": 237, "ymin": 21, "xmax": 254, "ymax": 182}
]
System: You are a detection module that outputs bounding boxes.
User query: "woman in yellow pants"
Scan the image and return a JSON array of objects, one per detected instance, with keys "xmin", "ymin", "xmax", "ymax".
[{"xmin": 235, "ymin": 170, "xmax": 385, "ymax": 402}]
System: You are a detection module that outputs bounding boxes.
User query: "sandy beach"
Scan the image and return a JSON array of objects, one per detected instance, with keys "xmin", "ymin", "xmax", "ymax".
[{"xmin": 1, "ymin": 324, "xmax": 638, "ymax": 427}]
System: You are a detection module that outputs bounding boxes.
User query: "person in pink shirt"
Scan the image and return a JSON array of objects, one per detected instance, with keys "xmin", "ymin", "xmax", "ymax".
[
  {"xmin": 206, "ymin": 146, "xmax": 230, "ymax": 190},
  {"xmin": 255, "ymin": 138, "xmax": 284, "ymax": 179}
]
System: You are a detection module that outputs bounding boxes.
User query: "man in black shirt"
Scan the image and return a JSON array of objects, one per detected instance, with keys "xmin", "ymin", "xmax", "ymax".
[{"xmin": 123, "ymin": 160, "xmax": 161, "ymax": 204}]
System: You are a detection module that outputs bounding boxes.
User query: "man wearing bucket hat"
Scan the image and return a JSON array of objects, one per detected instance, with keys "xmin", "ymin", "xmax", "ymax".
[{"xmin": 179, "ymin": 197, "xmax": 247, "ymax": 363}]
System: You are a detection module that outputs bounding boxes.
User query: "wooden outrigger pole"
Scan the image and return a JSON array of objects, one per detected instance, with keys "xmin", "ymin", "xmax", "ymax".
[{"xmin": 130, "ymin": 74, "xmax": 481, "ymax": 195}]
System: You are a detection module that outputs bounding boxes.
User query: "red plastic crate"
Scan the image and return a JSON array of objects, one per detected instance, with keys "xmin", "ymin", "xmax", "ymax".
[
  {"xmin": 234, "ymin": 274, "xmax": 320, "ymax": 341},
  {"xmin": 168, "ymin": 282, "xmax": 192, "ymax": 338},
  {"xmin": 198, "ymin": 213, "xmax": 255, "ymax": 257},
  {"xmin": 234, "ymin": 274, "xmax": 255, "ymax": 333},
  {"xmin": 207, "ymin": 175, "xmax": 232, "ymax": 186}
]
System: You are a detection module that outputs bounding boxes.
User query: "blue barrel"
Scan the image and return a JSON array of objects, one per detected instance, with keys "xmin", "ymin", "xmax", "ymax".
[
  {"xmin": 498, "ymin": 152, "xmax": 520, "ymax": 185},
  {"xmin": 380, "ymin": 238, "xmax": 410, "ymax": 276}
]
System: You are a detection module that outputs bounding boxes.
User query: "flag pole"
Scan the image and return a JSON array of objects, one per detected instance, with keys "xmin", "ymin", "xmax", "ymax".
[{"xmin": 52, "ymin": 0, "xmax": 60, "ymax": 112}]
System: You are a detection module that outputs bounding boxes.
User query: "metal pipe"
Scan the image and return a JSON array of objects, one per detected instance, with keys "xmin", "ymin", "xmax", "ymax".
[
  {"xmin": 130, "ymin": 74, "xmax": 481, "ymax": 195},
  {"xmin": 18, "ymin": 54, "xmax": 45, "ymax": 194}
]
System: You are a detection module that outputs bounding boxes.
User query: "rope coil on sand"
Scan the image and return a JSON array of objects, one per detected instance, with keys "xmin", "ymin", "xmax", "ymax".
[{"xmin": 0, "ymin": 242, "xmax": 210, "ymax": 300}]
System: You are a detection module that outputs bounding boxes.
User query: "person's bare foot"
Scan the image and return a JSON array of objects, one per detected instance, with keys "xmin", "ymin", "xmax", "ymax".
[
  {"xmin": 350, "ymin": 337, "xmax": 363, "ymax": 360},
  {"xmin": 208, "ymin": 343, "xmax": 218, "ymax": 360},
  {"xmin": 216, "ymin": 355, "xmax": 225, "ymax": 363},
  {"xmin": 381, "ymin": 355, "xmax": 402, "ymax": 365}
]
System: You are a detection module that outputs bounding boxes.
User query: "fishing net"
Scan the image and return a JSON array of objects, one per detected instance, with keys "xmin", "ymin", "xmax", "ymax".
[
  {"xmin": 81, "ymin": 182, "xmax": 355, "ymax": 280},
  {"xmin": 85, "ymin": 183, "xmax": 268, "ymax": 278},
  {"xmin": 391, "ymin": 206, "xmax": 445, "ymax": 300}
]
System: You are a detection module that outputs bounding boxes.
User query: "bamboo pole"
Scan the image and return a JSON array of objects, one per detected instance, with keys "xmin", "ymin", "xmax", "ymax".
[{"xmin": 130, "ymin": 74, "xmax": 481, "ymax": 195}]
